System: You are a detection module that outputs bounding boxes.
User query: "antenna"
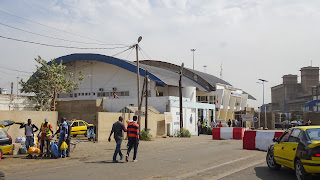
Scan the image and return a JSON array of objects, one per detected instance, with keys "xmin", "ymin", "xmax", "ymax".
[{"xmin": 220, "ymin": 61, "xmax": 223, "ymax": 79}]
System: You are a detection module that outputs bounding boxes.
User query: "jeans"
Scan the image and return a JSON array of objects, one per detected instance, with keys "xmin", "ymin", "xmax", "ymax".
[
  {"xmin": 40, "ymin": 139, "xmax": 50, "ymax": 155},
  {"xmin": 126, "ymin": 140, "xmax": 138, "ymax": 160},
  {"xmin": 113, "ymin": 139, "xmax": 123, "ymax": 161},
  {"xmin": 66, "ymin": 138, "xmax": 71, "ymax": 157},
  {"xmin": 198, "ymin": 126, "xmax": 201, "ymax": 136},
  {"xmin": 58, "ymin": 138, "xmax": 66, "ymax": 158},
  {"xmin": 25, "ymin": 136, "xmax": 34, "ymax": 150}
]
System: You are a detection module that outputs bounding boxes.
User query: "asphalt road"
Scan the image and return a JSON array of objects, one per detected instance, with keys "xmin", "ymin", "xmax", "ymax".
[{"xmin": 1, "ymin": 135, "xmax": 318, "ymax": 180}]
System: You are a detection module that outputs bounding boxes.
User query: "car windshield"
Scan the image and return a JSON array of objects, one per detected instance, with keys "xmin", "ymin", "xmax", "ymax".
[
  {"xmin": 306, "ymin": 128, "xmax": 320, "ymax": 140},
  {"xmin": 0, "ymin": 129, "xmax": 8, "ymax": 138}
]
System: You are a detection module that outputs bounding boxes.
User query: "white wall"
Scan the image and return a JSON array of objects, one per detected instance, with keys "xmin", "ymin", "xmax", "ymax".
[
  {"xmin": 0, "ymin": 94, "xmax": 35, "ymax": 111},
  {"xmin": 60, "ymin": 61, "xmax": 156, "ymax": 100}
]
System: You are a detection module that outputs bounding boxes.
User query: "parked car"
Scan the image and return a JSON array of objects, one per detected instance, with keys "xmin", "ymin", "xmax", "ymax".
[
  {"xmin": 0, "ymin": 128, "xmax": 13, "ymax": 157},
  {"xmin": 67, "ymin": 120, "xmax": 94, "ymax": 137},
  {"xmin": 0, "ymin": 120, "xmax": 24, "ymax": 158},
  {"xmin": 266, "ymin": 126, "xmax": 320, "ymax": 180}
]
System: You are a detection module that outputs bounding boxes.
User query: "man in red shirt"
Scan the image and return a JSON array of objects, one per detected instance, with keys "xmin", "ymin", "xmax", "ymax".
[
  {"xmin": 39, "ymin": 118, "xmax": 53, "ymax": 157},
  {"xmin": 126, "ymin": 116, "xmax": 139, "ymax": 162}
]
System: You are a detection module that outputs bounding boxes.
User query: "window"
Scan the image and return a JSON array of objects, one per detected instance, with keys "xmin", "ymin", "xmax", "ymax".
[
  {"xmin": 85, "ymin": 93, "xmax": 88, "ymax": 96},
  {"xmin": 288, "ymin": 129, "xmax": 301, "ymax": 142},
  {"xmin": 70, "ymin": 94, "xmax": 73, "ymax": 98},
  {"xmin": 72, "ymin": 122, "xmax": 78, "ymax": 127},
  {"xmin": 74, "ymin": 93, "xmax": 77, "ymax": 97},
  {"xmin": 82, "ymin": 93, "xmax": 84, "ymax": 96},
  {"xmin": 158, "ymin": 92, "xmax": 163, "ymax": 96},
  {"xmin": 306, "ymin": 128, "xmax": 320, "ymax": 140},
  {"xmin": 79, "ymin": 121, "xmax": 85, "ymax": 126},
  {"xmin": 93, "ymin": 93, "xmax": 96, "ymax": 96},
  {"xmin": 78, "ymin": 93, "xmax": 81, "ymax": 96},
  {"xmin": 280, "ymin": 131, "xmax": 292, "ymax": 142}
]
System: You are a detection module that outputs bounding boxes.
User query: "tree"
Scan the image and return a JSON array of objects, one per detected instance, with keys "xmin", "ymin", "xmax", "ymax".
[{"xmin": 20, "ymin": 56, "xmax": 83, "ymax": 111}]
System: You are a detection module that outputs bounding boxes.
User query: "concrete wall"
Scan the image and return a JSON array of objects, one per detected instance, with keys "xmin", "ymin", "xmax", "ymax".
[
  {"xmin": 254, "ymin": 112, "xmax": 275, "ymax": 129},
  {"xmin": 56, "ymin": 99, "xmax": 103, "ymax": 125},
  {"xmin": 0, "ymin": 110, "xmax": 58, "ymax": 141},
  {"xmin": 0, "ymin": 94, "xmax": 36, "ymax": 111},
  {"xmin": 96, "ymin": 112, "xmax": 166, "ymax": 142}
]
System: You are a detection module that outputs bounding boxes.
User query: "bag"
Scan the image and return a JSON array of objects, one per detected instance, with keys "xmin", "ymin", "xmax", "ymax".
[
  {"xmin": 51, "ymin": 142, "xmax": 59, "ymax": 158},
  {"xmin": 19, "ymin": 147, "xmax": 28, "ymax": 154},
  {"xmin": 27, "ymin": 147, "xmax": 40, "ymax": 154},
  {"xmin": 60, "ymin": 141, "xmax": 68, "ymax": 150}
]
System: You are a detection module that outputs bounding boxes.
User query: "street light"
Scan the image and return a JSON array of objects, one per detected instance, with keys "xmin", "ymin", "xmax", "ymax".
[
  {"xmin": 257, "ymin": 79, "xmax": 268, "ymax": 129},
  {"xmin": 203, "ymin": 65, "xmax": 207, "ymax": 73},
  {"xmin": 191, "ymin": 49, "xmax": 196, "ymax": 70}
]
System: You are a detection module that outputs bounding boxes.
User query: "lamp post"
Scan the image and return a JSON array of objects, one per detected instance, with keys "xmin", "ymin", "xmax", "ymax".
[
  {"xmin": 136, "ymin": 36, "xmax": 142, "ymax": 128},
  {"xmin": 257, "ymin": 79, "xmax": 268, "ymax": 129},
  {"xmin": 191, "ymin": 49, "xmax": 196, "ymax": 70}
]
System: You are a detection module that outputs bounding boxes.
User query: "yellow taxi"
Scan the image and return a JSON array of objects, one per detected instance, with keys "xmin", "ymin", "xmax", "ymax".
[
  {"xmin": 267, "ymin": 126, "xmax": 320, "ymax": 180},
  {"xmin": 68, "ymin": 120, "xmax": 94, "ymax": 137}
]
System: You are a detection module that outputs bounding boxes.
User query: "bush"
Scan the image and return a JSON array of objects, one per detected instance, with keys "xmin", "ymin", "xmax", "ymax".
[
  {"xmin": 176, "ymin": 128, "xmax": 191, "ymax": 138},
  {"xmin": 207, "ymin": 127, "xmax": 212, "ymax": 135},
  {"xmin": 140, "ymin": 129, "xmax": 152, "ymax": 141}
]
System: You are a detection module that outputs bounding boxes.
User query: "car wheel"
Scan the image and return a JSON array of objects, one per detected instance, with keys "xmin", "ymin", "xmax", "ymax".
[
  {"xmin": 73, "ymin": 134, "xmax": 77, "ymax": 138},
  {"xmin": 266, "ymin": 150, "xmax": 281, "ymax": 170},
  {"xmin": 295, "ymin": 159, "xmax": 307, "ymax": 180},
  {"xmin": 84, "ymin": 133, "xmax": 87, "ymax": 137},
  {"xmin": 0, "ymin": 149, "xmax": 3, "ymax": 159}
]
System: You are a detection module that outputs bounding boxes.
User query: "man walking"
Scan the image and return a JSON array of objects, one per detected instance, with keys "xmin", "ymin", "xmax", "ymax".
[
  {"xmin": 39, "ymin": 118, "xmax": 53, "ymax": 157},
  {"xmin": 20, "ymin": 119, "xmax": 38, "ymax": 150},
  {"xmin": 108, "ymin": 116, "xmax": 127, "ymax": 162},
  {"xmin": 228, "ymin": 119, "xmax": 232, "ymax": 127},
  {"xmin": 126, "ymin": 116, "xmax": 139, "ymax": 162}
]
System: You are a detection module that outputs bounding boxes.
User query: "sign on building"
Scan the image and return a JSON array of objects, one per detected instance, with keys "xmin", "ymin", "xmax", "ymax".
[{"xmin": 242, "ymin": 114, "xmax": 253, "ymax": 121}]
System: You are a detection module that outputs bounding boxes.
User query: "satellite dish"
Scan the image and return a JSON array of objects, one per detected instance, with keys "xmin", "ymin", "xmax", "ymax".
[{"xmin": 138, "ymin": 36, "xmax": 142, "ymax": 43}]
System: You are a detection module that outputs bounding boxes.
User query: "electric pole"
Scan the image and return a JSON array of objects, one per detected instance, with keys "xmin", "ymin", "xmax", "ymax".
[
  {"xmin": 145, "ymin": 70, "xmax": 149, "ymax": 131},
  {"xmin": 136, "ymin": 36, "xmax": 142, "ymax": 129},
  {"xmin": 191, "ymin": 49, "xmax": 196, "ymax": 70},
  {"xmin": 179, "ymin": 63, "xmax": 184, "ymax": 129}
]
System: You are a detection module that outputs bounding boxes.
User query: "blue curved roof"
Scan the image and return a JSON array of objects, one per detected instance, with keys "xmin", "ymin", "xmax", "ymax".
[{"xmin": 51, "ymin": 53, "xmax": 166, "ymax": 85}]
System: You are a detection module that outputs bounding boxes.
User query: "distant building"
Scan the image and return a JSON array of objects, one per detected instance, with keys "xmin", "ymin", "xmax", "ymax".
[
  {"xmin": 49, "ymin": 53, "xmax": 255, "ymax": 134},
  {"xmin": 271, "ymin": 66, "xmax": 319, "ymax": 113}
]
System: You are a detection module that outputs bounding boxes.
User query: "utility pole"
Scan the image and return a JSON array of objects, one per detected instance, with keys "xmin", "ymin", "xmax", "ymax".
[
  {"xmin": 136, "ymin": 36, "xmax": 142, "ymax": 129},
  {"xmin": 9, "ymin": 82, "xmax": 13, "ymax": 110},
  {"xmin": 145, "ymin": 70, "xmax": 149, "ymax": 131},
  {"xmin": 191, "ymin": 49, "xmax": 196, "ymax": 70},
  {"xmin": 179, "ymin": 63, "xmax": 184, "ymax": 129},
  {"xmin": 16, "ymin": 77, "xmax": 19, "ymax": 96},
  {"xmin": 258, "ymin": 79, "xmax": 268, "ymax": 129}
]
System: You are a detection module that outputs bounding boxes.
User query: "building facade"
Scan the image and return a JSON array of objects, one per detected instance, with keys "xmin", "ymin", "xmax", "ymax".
[{"xmin": 271, "ymin": 66, "xmax": 319, "ymax": 113}]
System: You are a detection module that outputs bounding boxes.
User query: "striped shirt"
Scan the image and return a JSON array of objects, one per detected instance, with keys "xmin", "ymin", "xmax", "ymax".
[{"xmin": 127, "ymin": 122, "xmax": 139, "ymax": 141}]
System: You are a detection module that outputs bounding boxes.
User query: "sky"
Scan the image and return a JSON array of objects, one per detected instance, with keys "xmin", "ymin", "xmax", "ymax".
[{"xmin": 0, "ymin": 0, "xmax": 319, "ymax": 108}]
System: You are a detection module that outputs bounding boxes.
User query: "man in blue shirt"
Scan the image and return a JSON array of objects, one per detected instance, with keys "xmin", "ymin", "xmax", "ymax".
[{"xmin": 57, "ymin": 117, "xmax": 68, "ymax": 158}]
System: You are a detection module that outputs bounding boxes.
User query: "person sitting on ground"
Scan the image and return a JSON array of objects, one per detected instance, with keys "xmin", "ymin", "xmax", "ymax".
[
  {"xmin": 218, "ymin": 121, "xmax": 223, "ymax": 127},
  {"xmin": 87, "ymin": 126, "xmax": 96, "ymax": 141}
]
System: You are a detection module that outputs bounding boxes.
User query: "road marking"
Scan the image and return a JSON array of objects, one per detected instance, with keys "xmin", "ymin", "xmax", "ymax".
[
  {"xmin": 215, "ymin": 159, "xmax": 265, "ymax": 180},
  {"xmin": 172, "ymin": 155, "xmax": 257, "ymax": 180}
]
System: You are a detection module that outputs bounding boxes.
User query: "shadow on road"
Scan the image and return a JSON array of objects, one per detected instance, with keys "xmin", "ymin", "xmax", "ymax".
[
  {"xmin": 255, "ymin": 166, "xmax": 319, "ymax": 180},
  {"xmin": 85, "ymin": 160, "xmax": 125, "ymax": 164}
]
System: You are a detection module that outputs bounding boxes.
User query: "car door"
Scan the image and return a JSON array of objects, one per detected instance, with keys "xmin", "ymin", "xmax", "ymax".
[
  {"xmin": 78, "ymin": 121, "xmax": 87, "ymax": 134},
  {"xmin": 71, "ymin": 121, "xmax": 79, "ymax": 135},
  {"xmin": 282, "ymin": 129, "xmax": 301, "ymax": 169},
  {"xmin": 274, "ymin": 130, "xmax": 292, "ymax": 166}
]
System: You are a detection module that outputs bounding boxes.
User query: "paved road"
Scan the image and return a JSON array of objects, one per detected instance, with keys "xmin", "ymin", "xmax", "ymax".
[{"xmin": 1, "ymin": 135, "xmax": 318, "ymax": 180}]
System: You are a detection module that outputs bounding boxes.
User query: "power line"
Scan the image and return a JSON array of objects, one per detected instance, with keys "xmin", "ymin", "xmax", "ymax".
[
  {"xmin": 0, "ymin": 22, "xmax": 130, "ymax": 46},
  {"xmin": 0, "ymin": 9, "xmax": 127, "ymax": 46},
  {"xmin": 111, "ymin": 46, "xmax": 135, "ymax": 57},
  {"xmin": 0, "ymin": 64, "xmax": 32, "ymax": 74},
  {"xmin": 0, "ymin": 35, "xmax": 129, "ymax": 50}
]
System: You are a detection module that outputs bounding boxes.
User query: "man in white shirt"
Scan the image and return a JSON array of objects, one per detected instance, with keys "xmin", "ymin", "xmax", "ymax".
[{"xmin": 20, "ymin": 119, "xmax": 39, "ymax": 149}]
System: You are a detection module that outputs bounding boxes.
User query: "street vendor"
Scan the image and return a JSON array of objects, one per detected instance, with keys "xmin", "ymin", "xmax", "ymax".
[{"xmin": 39, "ymin": 118, "xmax": 53, "ymax": 157}]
